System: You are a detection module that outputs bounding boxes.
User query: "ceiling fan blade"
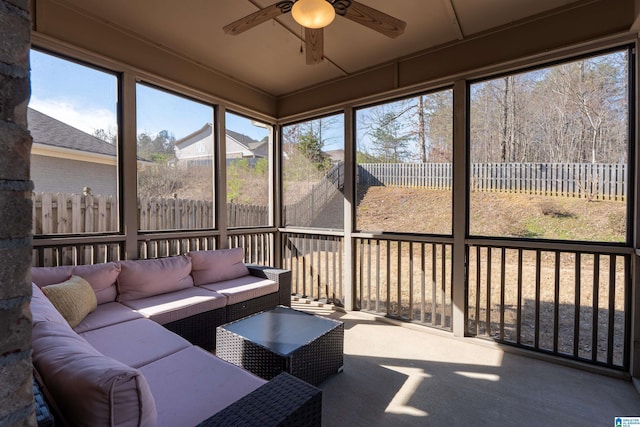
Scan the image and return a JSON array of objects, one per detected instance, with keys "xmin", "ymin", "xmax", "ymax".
[
  {"xmin": 305, "ymin": 28, "xmax": 323, "ymax": 65},
  {"xmin": 343, "ymin": 0, "xmax": 406, "ymax": 38},
  {"xmin": 223, "ymin": 3, "xmax": 287, "ymax": 35}
]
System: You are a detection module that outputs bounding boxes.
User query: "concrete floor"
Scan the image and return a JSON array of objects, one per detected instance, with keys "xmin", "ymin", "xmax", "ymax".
[{"xmin": 292, "ymin": 301, "xmax": 640, "ymax": 427}]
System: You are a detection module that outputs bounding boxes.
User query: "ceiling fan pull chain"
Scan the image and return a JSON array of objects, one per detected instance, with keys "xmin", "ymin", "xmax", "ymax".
[{"xmin": 300, "ymin": 25, "xmax": 304, "ymax": 54}]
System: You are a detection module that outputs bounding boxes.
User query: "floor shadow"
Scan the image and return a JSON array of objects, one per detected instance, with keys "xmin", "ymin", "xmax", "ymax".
[{"xmin": 298, "ymin": 307, "xmax": 640, "ymax": 427}]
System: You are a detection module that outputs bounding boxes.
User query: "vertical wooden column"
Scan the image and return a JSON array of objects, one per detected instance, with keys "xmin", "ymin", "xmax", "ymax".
[
  {"xmin": 121, "ymin": 72, "xmax": 139, "ymax": 260},
  {"xmin": 630, "ymin": 37, "xmax": 640, "ymax": 388},
  {"xmin": 215, "ymin": 106, "xmax": 228, "ymax": 248},
  {"xmin": 273, "ymin": 123, "xmax": 282, "ymax": 267},
  {"xmin": 343, "ymin": 106, "xmax": 356, "ymax": 311},
  {"xmin": 452, "ymin": 80, "xmax": 468, "ymax": 337}
]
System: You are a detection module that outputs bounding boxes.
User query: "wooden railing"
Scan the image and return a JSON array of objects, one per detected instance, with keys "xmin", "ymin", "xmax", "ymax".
[
  {"xmin": 281, "ymin": 232, "xmax": 344, "ymax": 306},
  {"xmin": 467, "ymin": 243, "xmax": 630, "ymax": 369},
  {"xmin": 33, "ymin": 229, "xmax": 274, "ymax": 268},
  {"xmin": 356, "ymin": 236, "xmax": 453, "ymax": 330}
]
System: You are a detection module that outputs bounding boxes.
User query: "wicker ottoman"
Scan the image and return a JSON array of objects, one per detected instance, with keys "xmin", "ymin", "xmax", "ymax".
[{"xmin": 216, "ymin": 305, "xmax": 344, "ymax": 386}]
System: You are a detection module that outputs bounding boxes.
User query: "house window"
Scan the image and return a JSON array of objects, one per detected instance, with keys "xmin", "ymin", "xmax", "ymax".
[
  {"xmin": 282, "ymin": 114, "xmax": 345, "ymax": 229},
  {"xmin": 136, "ymin": 83, "xmax": 214, "ymax": 231},
  {"xmin": 29, "ymin": 49, "xmax": 119, "ymax": 234},
  {"xmin": 355, "ymin": 89, "xmax": 454, "ymax": 234},
  {"xmin": 469, "ymin": 48, "xmax": 630, "ymax": 243},
  {"xmin": 225, "ymin": 111, "xmax": 272, "ymax": 228}
]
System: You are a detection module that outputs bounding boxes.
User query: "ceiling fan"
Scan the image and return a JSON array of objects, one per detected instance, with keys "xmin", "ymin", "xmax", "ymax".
[{"xmin": 223, "ymin": 0, "xmax": 406, "ymax": 65}]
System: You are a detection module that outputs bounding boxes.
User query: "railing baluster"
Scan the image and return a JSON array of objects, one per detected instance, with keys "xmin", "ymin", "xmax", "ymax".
[
  {"xmin": 475, "ymin": 246, "xmax": 481, "ymax": 335},
  {"xmin": 500, "ymin": 248, "xmax": 506, "ymax": 341},
  {"xmin": 516, "ymin": 249, "xmax": 523, "ymax": 345},
  {"xmin": 553, "ymin": 251, "xmax": 561, "ymax": 353},
  {"xmin": 486, "ymin": 247, "xmax": 492, "ymax": 336},
  {"xmin": 573, "ymin": 253, "xmax": 581, "ymax": 358},
  {"xmin": 592, "ymin": 254, "xmax": 600, "ymax": 363},
  {"xmin": 607, "ymin": 255, "xmax": 616, "ymax": 365},
  {"xmin": 534, "ymin": 250, "xmax": 541, "ymax": 348}
]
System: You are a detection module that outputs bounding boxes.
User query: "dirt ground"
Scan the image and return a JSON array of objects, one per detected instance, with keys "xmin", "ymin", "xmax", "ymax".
[{"xmin": 357, "ymin": 186, "xmax": 626, "ymax": 242}]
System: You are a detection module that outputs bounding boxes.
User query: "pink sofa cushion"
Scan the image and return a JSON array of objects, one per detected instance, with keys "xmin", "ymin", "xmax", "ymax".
[
  {"xmin": 31, "ymin": 262, "xmax": 121, "ymax": 305},
  {"xmin": 117, "ymin": 256, "xmax": 194, "ymax": 302},
  {"xmin": 187, "ymin": 248, "xmax": 249, "ymax": 286},
  {"xmin": 72, "ymin": 262, "xmax": 121, "ymax": 304},
  {"xmin": 31, "ymin": 283, "xmax": 67, "ymax": 326},
  {"xmin": 80, "ymin": 318, "xmax": 191, "ymax": 368},
  {"xmin": 199, "ymin": 275, "xmax": 278, "ymax": 305},
  {"xmin": 139, "ymin": 346, "xmax": 265, "ymax": 427},
  {"xmin": 120, "ymin": 286, "xmax": 227, "ymax": 325},
  {"xmin": 32, "ymin": 320, "xmax": 157, "ymax": 427},
  {"xmin": 74, "ymin": 302, "xmax": 145, "ymax": 334},
  {"xmin": 31, "ymin": 265, "xmax": 73, "ymax": 287}
]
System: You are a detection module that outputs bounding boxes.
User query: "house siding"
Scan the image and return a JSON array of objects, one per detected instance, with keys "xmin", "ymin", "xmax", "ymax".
[{"xmin": 31, "ymin": 154, "xmax": 117, "ymax": 196}]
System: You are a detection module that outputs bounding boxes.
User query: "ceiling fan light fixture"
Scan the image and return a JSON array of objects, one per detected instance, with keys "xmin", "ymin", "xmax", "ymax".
[{"xmin": 291, "ymin": 0, "xmax": 336, "ymax": 29}]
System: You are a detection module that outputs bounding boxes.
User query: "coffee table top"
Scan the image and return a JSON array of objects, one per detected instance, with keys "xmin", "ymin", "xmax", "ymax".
[{"xmin": 220, "ymin": 305, "xmax": 342, "ymax": 356}]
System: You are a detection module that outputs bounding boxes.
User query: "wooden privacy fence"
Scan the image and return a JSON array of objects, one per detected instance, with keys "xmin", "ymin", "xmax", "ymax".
[
  {"xmin": 284, "ymin": 162, "xmax": 344, "ymax": 227},
  {"xmin": 33, "ymin": 193, "xmax": 119, "ymax": 234},
  {"xmin": 358, "ymin": 162, "xmax": 627, "ymax": 200},
  {"xmin": 32, "ymin": 192, "xmax": 269, "ymax": 234}
]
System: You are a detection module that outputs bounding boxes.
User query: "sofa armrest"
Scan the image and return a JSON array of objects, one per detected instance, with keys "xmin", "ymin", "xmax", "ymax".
[
  {"xmin": 197, "ymin": 372, "xmax": 321, "ymax": 427},
  {"xmin": 246, "ymin": 265, "xmax": 292, "ymax": 307}
]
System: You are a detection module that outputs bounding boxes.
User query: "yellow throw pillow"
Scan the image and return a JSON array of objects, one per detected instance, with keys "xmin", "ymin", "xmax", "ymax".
[{"xmin": 41, "ymin": 275, "xmax": 98, "ymax": 328}]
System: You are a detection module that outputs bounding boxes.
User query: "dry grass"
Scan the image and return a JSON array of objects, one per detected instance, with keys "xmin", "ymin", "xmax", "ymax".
[{"xmin": 357, "ymin": 186, "xmax": 626, "ymax": 242}]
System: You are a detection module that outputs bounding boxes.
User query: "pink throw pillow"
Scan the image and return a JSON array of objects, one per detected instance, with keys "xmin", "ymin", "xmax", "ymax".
[
  {"xmin": 31, "ymin": 263, "xmax": 120, "ymax": 305},
  {"xmin": 117, "ymin": 256, "xmax": 194, "ymax": 302},
  {"xmin": 187, "ymin": 248, "xmax": 249, "ymax": 286},
  {"xmin": 72, "ymin": 263, "xmax": 120, "ymax": 304}
]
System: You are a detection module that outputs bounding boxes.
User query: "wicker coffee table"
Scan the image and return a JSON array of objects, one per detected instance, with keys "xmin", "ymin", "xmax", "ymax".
[{"xmin": 216, "ymin": 305, "xmax": 344, "ymax": 386}]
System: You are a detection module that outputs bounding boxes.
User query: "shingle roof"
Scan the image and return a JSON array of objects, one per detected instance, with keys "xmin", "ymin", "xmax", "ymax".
[
  {"xmin": 28, "ymin": 108, "xmax": 116, "ymax": 156},
  {"xmin": 226, "ymin": 129, "xmax": 257, "ymax": 147}
]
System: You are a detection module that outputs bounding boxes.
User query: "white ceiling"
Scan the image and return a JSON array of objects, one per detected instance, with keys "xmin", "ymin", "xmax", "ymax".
[{"xmin": 55, "ymin": 0, "xmax": 583, "ymax": 97}]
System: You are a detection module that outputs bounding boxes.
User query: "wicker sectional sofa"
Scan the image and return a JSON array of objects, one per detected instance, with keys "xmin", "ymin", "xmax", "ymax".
[{"xmin": 30, "ymin": 248, "xmax": 321, "ymax": 426}]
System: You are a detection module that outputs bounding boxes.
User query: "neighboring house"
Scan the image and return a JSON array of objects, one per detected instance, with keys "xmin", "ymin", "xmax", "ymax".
[
  {"xmin": 172, "ymin": 123, "xmax": 267, "ymax": 166},
  {"xmin": 325, "ymin": 149, "xmax": 344, "ymax": 164},
  {"xmin": 28, "ymin": 108, "xmax": 119, "ymax": 196}
]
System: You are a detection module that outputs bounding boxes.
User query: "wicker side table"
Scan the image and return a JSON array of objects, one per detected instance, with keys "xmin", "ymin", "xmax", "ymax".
[{"xmin": 216, "ymin": 306, "xmax": 344, "ymax": 386}]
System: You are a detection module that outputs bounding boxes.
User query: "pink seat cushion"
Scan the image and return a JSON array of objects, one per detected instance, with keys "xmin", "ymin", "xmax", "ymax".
[
  {"xmin": 73, "ymin": 302, "xmax": 145, "ymax": 333},
  {"xmin": 117, "ymin": 256, "xmax": 194, "ymax": 302},
  {"xmin": 199, "ymin": 275, "xmax": 278, "ymax": 305},
  {"xmin": 187, "ymin": 248, "xmax": 249, "ymax": 286},
  {"xmin": 80, "ymin": 318, "xmax": 191, "ymax": 368},
  {"xmin": 120, "ymin": 287, "xmax": 227, "ymax": 325},
  {"xmin": 139, "ymin": 346, "xmax": 266, "ymax": 427},
  {"xmin": 32, "ymin": 320, "xmax": 157, "ymax": 427}
]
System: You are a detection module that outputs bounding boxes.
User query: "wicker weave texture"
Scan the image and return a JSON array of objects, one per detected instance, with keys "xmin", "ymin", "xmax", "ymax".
[
  {"xmin": 197, "ymin": 372, "xmax": 321, "ymax": 427},
  {"xmin": 246, "ymin": 265, "xmax": 292, "ymax": 307},
  {"xmin": 217, "ymin": 308, "xmax": 344, "ymax": 386},
  {"xmin": 33, "ymin": 379, "xmax": 55, "ymax": 427},
  {"xmin": 164, "ymin": 307, "xmax": 226, "ymax": 351},
  {"xmin": 225, "ymin": 292, "xmax": 280, "ymax": 322},
  {"xmin": 289, "ymin": 322, "xmax": 344, "ymax": 386}
]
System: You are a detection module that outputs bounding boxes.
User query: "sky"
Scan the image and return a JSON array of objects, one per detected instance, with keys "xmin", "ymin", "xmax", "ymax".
[{"xmin": 29, "ymin": 49, "xmax": 270, "ymax": 142}]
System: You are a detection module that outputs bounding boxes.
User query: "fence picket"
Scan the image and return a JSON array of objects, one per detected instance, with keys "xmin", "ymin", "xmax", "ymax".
[{"xmin": 357, "ymin": 162, "xmax": 626, "ymax": 200}]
